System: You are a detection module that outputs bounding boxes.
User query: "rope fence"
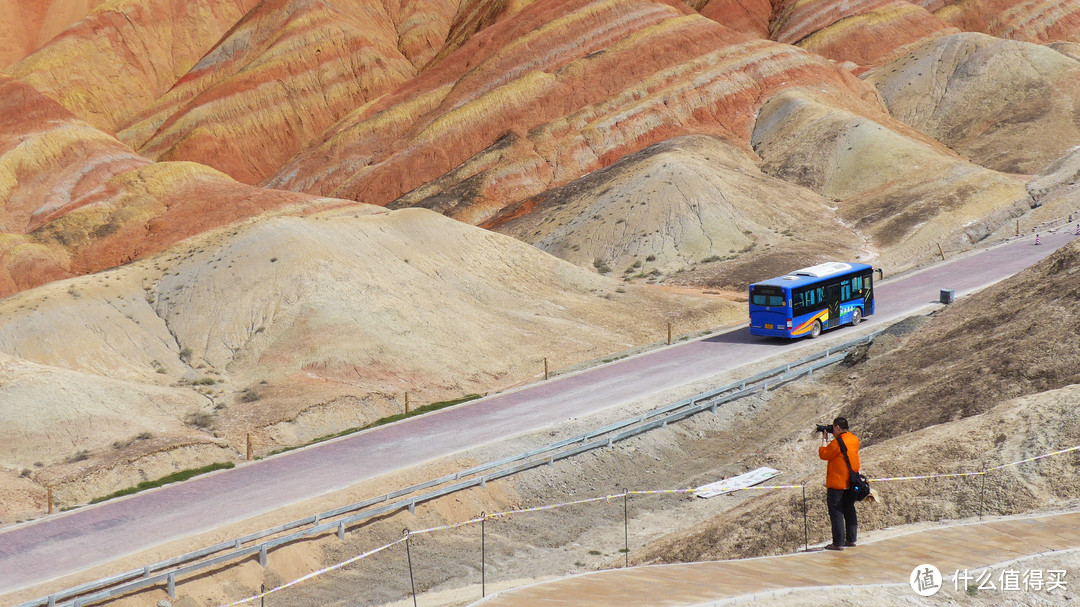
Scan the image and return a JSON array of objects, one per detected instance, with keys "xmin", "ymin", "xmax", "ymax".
[{"xmin": 218, "ymin": 441, "xmax": 1080, "ymax": 606}]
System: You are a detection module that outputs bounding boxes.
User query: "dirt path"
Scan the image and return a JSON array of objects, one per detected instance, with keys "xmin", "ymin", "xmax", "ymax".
[{"xmin": 472, "ymin": 511, "xmax": 1080, "ymax": 606}]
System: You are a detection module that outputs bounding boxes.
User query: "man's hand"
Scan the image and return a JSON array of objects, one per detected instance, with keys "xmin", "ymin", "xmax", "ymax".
[{"xmin": 821, "ymin": 431, "xmax": 829, "ymax": 443}]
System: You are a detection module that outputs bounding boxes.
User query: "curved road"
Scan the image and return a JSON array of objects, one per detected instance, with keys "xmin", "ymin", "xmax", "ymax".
[{"xmin": 0, "ymin": 230, "xmax": 1074, "ymax": 596}]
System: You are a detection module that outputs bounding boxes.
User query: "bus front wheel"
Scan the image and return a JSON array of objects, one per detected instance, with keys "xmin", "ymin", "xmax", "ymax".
[
  {"xmin": 852, "ymin": 307, "xmax": 862, "ymax": 326},
  {"xmin": 811, "ymin": 320, "xmax": 822, "ymax": 338}
]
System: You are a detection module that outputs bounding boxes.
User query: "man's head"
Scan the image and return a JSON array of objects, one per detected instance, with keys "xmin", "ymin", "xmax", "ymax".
[{"xmin": 833, "ymin": 416, "xmax": 849, "ymax": 434}]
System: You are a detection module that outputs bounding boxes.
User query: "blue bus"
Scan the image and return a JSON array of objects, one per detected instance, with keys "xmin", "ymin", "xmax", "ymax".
[{"xmin": 748, "ymin": 262, "xmax": 875, "ymax": 338}]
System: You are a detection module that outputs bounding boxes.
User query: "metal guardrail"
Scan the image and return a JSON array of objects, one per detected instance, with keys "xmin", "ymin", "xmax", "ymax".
[{"xmin": 18, "ymin": 331, "xmax": 880, "ymax": 607}]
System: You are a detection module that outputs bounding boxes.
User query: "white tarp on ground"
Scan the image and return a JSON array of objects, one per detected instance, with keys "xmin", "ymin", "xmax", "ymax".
[{"xmin": 696, "ymin": 467, "xmax": 781, "ymax": 498}]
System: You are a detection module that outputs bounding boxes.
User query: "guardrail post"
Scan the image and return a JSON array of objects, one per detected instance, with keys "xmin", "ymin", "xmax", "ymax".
[
  {"xmin": 480, "ymin": 476, "xmax": 487, "ymax": 489},
  {"xmin": 167, "ymin": 573, "xmax": 176, "ymax": 599},
  {"xmin": 338, "ymin": 521, "xmax": 346, "ymax": 540},
  {"xmin": 409, "ymin": 500, "xmax": 416, "ymax": 515},
  {"xmin": 260, "ymin": 545, "xmax": 267, "ymax": 567},
  {"xmin": 144, "ymin": 565, "xmax": 151, "ymax": 578},
  {"xmin": 48, "ymin": 595, "xmax": 55, "ymax": 607}
]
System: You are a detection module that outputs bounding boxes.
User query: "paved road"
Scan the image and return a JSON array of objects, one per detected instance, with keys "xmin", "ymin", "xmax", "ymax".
[{"xmin": 0, "ymin": 230, "xmax": 1074, "ymax": 596}]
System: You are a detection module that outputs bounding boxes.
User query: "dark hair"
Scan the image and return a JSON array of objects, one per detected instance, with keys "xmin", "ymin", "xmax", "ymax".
[{"xmin": 833, "ymin": 416, "xmax": 849, "ymax": 431}]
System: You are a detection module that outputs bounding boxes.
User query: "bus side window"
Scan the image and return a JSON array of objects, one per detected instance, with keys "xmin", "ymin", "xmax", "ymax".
[
  {"xmin": 840, "ymin": 280, "xmax": 852, "ymax": 301},
  {"xmin": 853, "ymin": 276, "xmax": 862, "ymax": 293}
]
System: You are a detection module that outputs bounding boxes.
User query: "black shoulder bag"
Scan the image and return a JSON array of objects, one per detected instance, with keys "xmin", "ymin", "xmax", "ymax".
[{"xmin": 837, "ymin": 434, "xmax": 871, "ymax": 501}]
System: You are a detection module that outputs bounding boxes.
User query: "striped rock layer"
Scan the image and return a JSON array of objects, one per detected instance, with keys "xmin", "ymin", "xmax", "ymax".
[
  {"xmin": 119, "ymin": 0, "xmax": 455, "ymax": 185},
  {"xmin": 267, "ymin": 0, "xmax": 884, "ymax": 226},
  {"xmin": 6, "ymin": 0, "xmax": 262, "ymax": 134},
  {"xmin": 0, "ymin": 75, "xmax": 312, "ymax": 297},
  {"xmin": 934, "ymin": 0, "xmax": 1080, "ymax": 42}
]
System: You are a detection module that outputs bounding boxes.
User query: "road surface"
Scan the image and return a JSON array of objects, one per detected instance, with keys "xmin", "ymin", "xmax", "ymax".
[{"xmin": 0, "ymin": 230, "xmax": 1074, "ymax": 596}]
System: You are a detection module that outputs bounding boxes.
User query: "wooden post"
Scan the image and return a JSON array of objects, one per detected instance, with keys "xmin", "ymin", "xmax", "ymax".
[
  {"xmin": 1016, "ymin": 220, "xmax": 1020, "ymax": 236},
  {"xmin": 667, "ymin": 323, "xmax": 672, "ymax": 345},
  {"xmin": 47, "ymin": 486, "xmax": 53, "ymax": 514},
  {"xmin": 405, "ymin": 392, "xmax": 410, "ymax": 415},
  {"xmin": 937, "ymin": 243, "xmax": 946, "ymax": 261},
  {"xmin": 544, "ymin": 358, "xmax": 549, "ymax": 380},
  {"xmin": 246, "ymin": 433, "xmax": 252, "ymax": 461}
]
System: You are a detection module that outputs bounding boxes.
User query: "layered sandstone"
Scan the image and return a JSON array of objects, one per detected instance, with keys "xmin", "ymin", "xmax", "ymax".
[
  {"xmin": 7, "ymin": 0, "xmax": 261, "ymax": 133},
  {"xmin": 770, "ymin": 0, "xmax": 955, "ymax": 67},
  {"xmin": 268, "ymin": 0, "xmax": 883, "ymax": 227},
  {"xmin": 0, "ymin": 75, "xmax": 313, "ymax": 297},
  {"xmin": 934, "ymin": 0, "xmax": 1080, "ymax": 42},
  {"xmin": 120, "ymin": 0, "xmax": 431, "ymax": 184}
]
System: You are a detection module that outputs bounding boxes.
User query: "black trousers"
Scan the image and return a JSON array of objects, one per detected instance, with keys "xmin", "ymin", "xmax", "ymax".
[{"xmin": 827, "ymin": 488, "xmax": 858, "ymax": 546}]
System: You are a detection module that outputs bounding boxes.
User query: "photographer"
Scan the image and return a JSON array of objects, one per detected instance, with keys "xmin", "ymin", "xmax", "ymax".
[{"xmin": 817, "ymin": 416, "xmax": 860, "ymax": 551}]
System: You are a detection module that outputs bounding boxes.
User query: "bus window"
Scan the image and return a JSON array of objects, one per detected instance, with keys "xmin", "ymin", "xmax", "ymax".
[
  {"xmin": 793, "ymin": 286, "xmax": 824, "ymax": 316},
  {"xmin": 840, "ymin": 280, "xmax": 852, "ymax": 301},
  {"xmin": 751, "ymin": 286, "xmax": 785, "ymax": 307}
]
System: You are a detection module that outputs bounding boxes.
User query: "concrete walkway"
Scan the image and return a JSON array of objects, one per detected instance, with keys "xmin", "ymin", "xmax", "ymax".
[{"xmin": 471, "ymin": 512, "xmax": 1080, "ymax": 606}]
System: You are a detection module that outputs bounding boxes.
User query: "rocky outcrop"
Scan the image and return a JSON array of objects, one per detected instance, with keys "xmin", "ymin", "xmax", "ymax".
[
  {"xmin": 864, "ymin": 32, "xmax": 1080, "ymax": 174},
  {"xmin": 7, "ymin": 0, "xmax": 261, "ymax": 133}
]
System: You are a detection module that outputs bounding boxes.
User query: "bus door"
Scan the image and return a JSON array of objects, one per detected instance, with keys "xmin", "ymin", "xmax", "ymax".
[
  {"xmin": 825, "ymin": 283, "xmax": 840, "ymax": 328},
  {"xmin": 863, "ymin": 273, "xmax": 874, "ymax": 314}
]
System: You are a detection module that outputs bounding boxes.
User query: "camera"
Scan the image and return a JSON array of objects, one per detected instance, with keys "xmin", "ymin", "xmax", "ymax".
[{"xmin": 815, "ymin": 424, "xmax": 834, "ymax": 434}]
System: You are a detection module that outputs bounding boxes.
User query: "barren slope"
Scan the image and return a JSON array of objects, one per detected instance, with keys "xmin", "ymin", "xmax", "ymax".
[
  {"xmin": 485, "ymin": 134, "xmax": 868, "ymax": 287},
  {"xmin": 865, "ymin": 32, "xmax": 1080, "ymax": 174},
  {"xmin": 752, "ymin": 89, "xmax": 1031, "ymax": 273},
  {"xmin": 0, "ymin": 205, "xmax": 740, "ymax": 522}
]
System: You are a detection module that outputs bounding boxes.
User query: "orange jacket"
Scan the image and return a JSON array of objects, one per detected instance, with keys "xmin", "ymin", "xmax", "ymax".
[{"xmin": 819, "ymin": 432, "xmax": 860, "ymax": 490}]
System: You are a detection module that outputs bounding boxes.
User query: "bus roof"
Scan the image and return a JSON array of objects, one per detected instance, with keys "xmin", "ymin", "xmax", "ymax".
[{"xmin": 751, "ymin": 262, "xmax": 873, "ymax": 289}]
